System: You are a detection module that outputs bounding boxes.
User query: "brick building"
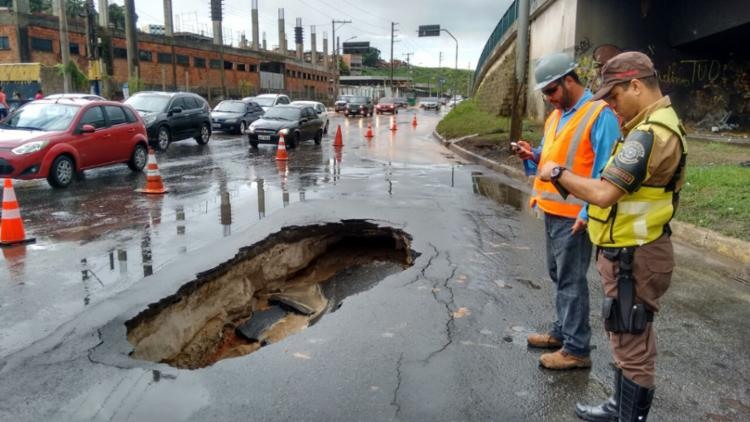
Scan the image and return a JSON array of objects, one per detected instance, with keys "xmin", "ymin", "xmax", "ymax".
[{"xmin": 0, "ymin": 9, "xmax": 336, "ymax": 102}]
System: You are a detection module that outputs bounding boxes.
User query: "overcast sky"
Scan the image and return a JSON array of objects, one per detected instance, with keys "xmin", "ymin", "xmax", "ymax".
[{"xmin": 110, "ymin": 0, "xmax": 513, "ymax": 70}]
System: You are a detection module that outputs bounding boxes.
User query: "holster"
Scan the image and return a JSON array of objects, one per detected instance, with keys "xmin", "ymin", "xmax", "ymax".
[{"xmin": 600, "ymin": 247, "xmax": 653, "ymax": 334}]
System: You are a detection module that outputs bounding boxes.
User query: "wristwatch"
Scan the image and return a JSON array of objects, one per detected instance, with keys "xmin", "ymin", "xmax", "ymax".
[{"xmin": 550, "ymin": 166, "xmax": 567, "ymax": 181}]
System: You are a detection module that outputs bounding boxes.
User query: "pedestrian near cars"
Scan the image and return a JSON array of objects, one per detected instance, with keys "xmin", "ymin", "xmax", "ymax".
[
  {"xmin": 512, "ymin": 52, "xmax": 620, "ymax": 370},
  {"xmin": 537, "ymin": 52, "xmax": 687, "ymax": 421},
  {"xmin": 0, "ymin": 86, "xmax": 9, "ymax": 119},
  {"xmin": 35, "ymin": 89, "xmax": 44, "ymax": 100}
]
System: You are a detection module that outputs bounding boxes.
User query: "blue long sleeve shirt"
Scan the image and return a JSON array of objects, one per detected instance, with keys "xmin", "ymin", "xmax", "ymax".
[{"xmin": 526, "ymin": 90, "xmax": 621, "ymax": 221}]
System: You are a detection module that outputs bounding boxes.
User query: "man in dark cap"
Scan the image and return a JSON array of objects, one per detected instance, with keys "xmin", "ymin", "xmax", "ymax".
[{"xmin": 538, "ymin": 51, "xmax": 687, "ymax": 421}]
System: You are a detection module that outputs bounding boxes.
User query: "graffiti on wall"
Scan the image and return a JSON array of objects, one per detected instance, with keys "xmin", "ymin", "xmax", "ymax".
[{"xmin": 659, "ymin": 58, "xmax": 750, "ymax": 130}]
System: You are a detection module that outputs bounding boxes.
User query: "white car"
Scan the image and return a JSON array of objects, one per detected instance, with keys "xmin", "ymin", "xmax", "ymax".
[
  {"xmin": 291, "ymin": 100, "xmax": 330, "ymax": 134},
  {"xmin": 242, "ymin": 93, "xmax": 291, "ymax": 112}
]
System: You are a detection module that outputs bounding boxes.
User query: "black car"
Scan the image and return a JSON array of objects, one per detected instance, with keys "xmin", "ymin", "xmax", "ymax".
[
  {"xmin": 334, "ymin": 95, "xmax": 354, "ymax": 113},
  {"xmin": 125, "ymin": 91, "xmax": 211, "ymax": 151},
  {"xmin": 210, "ymin": 100, "xmax": 264, "ymax": 134},
  {"xmin": 246, "ymin": 105, "xmax": 324, "ymax": 149},
  {"xmin": 345, "ymin": 96, "xmax": 374, "ymax": 117}
]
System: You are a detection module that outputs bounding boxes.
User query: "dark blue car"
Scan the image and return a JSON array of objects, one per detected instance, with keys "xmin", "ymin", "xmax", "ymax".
[{"xmin": 211, "ymin": 100, "xmax": 265, "ymax": 134}]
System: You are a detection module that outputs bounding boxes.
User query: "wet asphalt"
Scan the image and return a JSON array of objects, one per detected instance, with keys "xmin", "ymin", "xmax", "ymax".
[{"xmin": 0, "ymin": 108, "xmax": 748, "ymax": 421}]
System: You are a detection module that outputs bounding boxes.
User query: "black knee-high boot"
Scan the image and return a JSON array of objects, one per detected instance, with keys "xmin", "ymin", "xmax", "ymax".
[
  {"xmin": 574, "ymin": 367, "xmax": 621, "ymax": 421},
  {"xmin": 619, "ymin": 375, "xmax": 654, "ymax": 422}
]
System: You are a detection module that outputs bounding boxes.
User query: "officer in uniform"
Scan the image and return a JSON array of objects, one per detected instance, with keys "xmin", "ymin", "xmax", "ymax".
[
  {"xmin": 514, "ymin": 52, "xmax": 620, "ymax": 370},
  {"xmin": 538, "ymin": 52, "xmax": 687, "ymax": 421}
]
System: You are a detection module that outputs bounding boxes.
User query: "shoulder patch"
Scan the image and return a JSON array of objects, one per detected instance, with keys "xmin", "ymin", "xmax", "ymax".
[
  {"xmin": 602, "ymin": 129, "xmax": 654, "ymax": 193},
  {"xmin": 617, "ymin": 140, "xmax": 646, "ymax": 165}
]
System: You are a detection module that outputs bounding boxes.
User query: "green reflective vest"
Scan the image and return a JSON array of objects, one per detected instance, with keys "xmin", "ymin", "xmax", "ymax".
[{"xmin": 588, "ymin": 107, "xmax": 687, "ymax": 247}]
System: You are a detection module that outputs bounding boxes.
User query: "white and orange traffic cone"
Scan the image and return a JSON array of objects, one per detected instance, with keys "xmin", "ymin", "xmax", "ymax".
[
  {"xmin": 365, "ymin": 122, "xmax": 374, "ymax": 139},
  {"xmin": 390, "ymin": 116, "xmax": 398, "ymax": 131},
  {"xmin": 412, "ymin": 115, "xmax": 418, "ymax": 127},
  {"xmin": 135, "ymin": 148, "xmax": 168, "ymax": 194},
  {"xmin": 333, "ymin": 125, "xmax": 344, "ymax": 147},
  {"xmin": 276, "ymin": 134, "xmax": 289, "ymax": 161},
  {"xmin": 0, "ymin": 178, "xmax": 36, "ymax": 246}
]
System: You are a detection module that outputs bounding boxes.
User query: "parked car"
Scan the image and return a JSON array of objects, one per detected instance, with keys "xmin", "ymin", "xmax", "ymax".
[
  {"xmin": 125, "ymin": 91, "xmax": 211, "ymax": 151},
  {"xmin": 242, "ymin": 93, "xmax": 291, "ymax": 112},
  {"xmin": 345, "ymin": 96, "xmax": 374, "ymax": 117},
  {"xmin": 0, "ymin": 99, "xmax": 148, "ymax": 188},
  {"xmin": 246, "ymin": 105, "xmax": 323, "ymax": 149},
  {"xmin": 45, "ymin": 93, "xmax": 106, "ymax": 101},
  {"xmin": 419, "ymin": 97, "xmax": 441, "ymax": 111},
  {"xmin": 210, "ymin": 100, "xmax": 264, "ymax": 134},
  {"xmin": 334, "ymin": 95, "xmax": 355, "ymax": 113},
  {"xmin": 291, "ymin": 100, "xmax": 329, "ymax": 134},
  {"xmin": 394, "ymin": 97, "xmax": 409, "ymax": 109},
  {"xmin": 375, "ymin": 97, "xmax": 398, "ymax": 115}
]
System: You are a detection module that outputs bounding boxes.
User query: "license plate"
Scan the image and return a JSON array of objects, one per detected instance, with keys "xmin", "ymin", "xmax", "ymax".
[
  {"xmin": 212, "ymin": 123, "xmax": 222, "ymax": 128},
  {"xmin": 258, "ymin": 135, "xmax": 271, "ymax": 141}
]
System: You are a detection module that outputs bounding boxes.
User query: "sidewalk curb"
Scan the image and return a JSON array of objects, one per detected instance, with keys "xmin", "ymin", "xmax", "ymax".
[{"xmin": 434, "ymin": 131, "xmax": 750, "ymax": 265}]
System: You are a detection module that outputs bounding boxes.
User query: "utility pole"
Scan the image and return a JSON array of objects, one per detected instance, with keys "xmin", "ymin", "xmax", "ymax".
[
  {"xmin": 56, "ymin": 0, "xmax": 72, "ymax": 92},
  {"xmin": 331, "ymin": 19, "xmax": 351, "ymax": 97},
  {"xmin": 124, "ymin": 0, "xmax": 139, "ymax": 82},
  {"xmin": 390, "ymin": 22, "xmax": 398, "ymax": 93},
  {"xmin": 438, "ymin": 51, "xmax": 443, "ymax": 98}
]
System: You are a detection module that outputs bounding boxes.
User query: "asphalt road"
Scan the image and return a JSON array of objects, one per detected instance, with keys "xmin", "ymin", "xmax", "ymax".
[{"xmin": 0, "ymin": 108, "xmax": 748, "ymax": 421}]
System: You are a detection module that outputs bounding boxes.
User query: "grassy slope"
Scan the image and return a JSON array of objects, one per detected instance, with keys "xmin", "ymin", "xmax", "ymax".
[
  {"xmin": 360, "ymin": 66, "xmax": 473, "ymax": 96},
  {"xmin": 436, "ymin": 102, "xmax": 750, "ymax": 241}
]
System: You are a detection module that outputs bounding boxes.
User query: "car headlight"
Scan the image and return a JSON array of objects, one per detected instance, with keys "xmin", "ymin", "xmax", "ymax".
[
  {"xmin": 278, "ymin": 128, "xmax": 289, "ymax": 135},
  {"xmin": 247, "ymin": 124, "xmax": 255, "ymax": 134},
  {"xmin": 12, "ymin": 140, "xmax": 49, "ymax": 155},
  {"xmin": 142, "ymin": 114, "xmax": 157, "ymax": 126}
]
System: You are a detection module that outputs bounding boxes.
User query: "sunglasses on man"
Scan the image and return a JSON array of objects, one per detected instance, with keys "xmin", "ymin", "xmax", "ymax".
[{"xmin": 542, "ymin": 83, "xmax": 560, "ymax": 96}]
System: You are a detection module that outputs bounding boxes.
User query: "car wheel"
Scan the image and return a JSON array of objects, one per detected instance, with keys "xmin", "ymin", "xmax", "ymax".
[
  {"xmin": 156, "ymin": 125, "xmax": 171, "ymax": 151},
  {"xmin": 47, "ymin": 155, "xmax": 75, "ymax": 188},
  {"xmin": 128, "ymin": 143, "xmax": 148, "ymax": 172},
  {"xmin": 238, "ymin": 121, "xmax": 247, "ymax": 135},
  {"xmin": 323, "ymin": 121, "xmax": 329, "ymax": 134},
  {"xmin": 195, "ymin": 123, "xmax": 210, "ymax": 145},
  {"xmin": 289, "ymin": 132, "xmax": 300, "ymax": 149},
  {"xmin": 249, "ymin": 140, "xmax": 259, "ymax": 149},
  {"xmin": 314, "ymin": 129, "xmax": 323, "ymax": 145}
]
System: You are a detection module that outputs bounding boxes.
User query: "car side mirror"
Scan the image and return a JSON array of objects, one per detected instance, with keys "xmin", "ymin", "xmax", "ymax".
[{"xmin": 80, "ymin": 124, "xmax": 96, "ymax": 133}]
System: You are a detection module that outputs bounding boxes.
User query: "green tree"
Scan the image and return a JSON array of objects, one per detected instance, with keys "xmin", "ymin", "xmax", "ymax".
[
  {"xmin": 362, "ymin": 47, "xmax": 381, "ymax": 67},
  {"xmin": 108, "ymin": 3, "xmax": 126, "ymax": 30},
  {"xmin": 338, "ymin": 58, "xmax": 350, "ymax": 76},
  {"xmin": 30, "ymin": 0, "xmax": 53, "ymax": 13},
  {"xmin": 66, "ymin": 0, "xmax": 86, "ymax": 19}
]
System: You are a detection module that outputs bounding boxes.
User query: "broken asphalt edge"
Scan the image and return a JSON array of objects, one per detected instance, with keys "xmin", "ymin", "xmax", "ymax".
[{"xmin": 433, "ymin": 130, "xmax": 750, "ymax": 266}]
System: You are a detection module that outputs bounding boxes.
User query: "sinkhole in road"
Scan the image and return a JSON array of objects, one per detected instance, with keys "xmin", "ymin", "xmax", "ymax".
[{"xmin": 125, "ymin": 220, "xmax": 417, "ymax": 369}]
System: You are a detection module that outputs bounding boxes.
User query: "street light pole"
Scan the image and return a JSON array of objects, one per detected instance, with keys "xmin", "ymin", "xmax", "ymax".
[{"xmin": 441, "ymin": 29, "xmax": 458, "ymax": 107}]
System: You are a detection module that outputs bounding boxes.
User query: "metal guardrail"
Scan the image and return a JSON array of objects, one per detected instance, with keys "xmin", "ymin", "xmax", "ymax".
[{"xmin": 474, "ymin": 1, "xmax": 519, "ymax": 86}]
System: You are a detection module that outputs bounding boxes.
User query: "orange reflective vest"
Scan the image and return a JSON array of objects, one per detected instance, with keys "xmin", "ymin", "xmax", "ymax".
[{"xmin": 530, "ymin": 100, "xmax": 608, "ymax": 218}]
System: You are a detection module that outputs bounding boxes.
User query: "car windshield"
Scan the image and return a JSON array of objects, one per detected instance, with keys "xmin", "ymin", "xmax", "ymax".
[
  {"xmin": 337, "ymin": 96, "xmax": 354, "ymax": 102},
  {"xmin": 253, "ymin": 97, "xmax": 277, "ymax": 107},
  {"xmin": 379, "ymin": 97, "xmax": 395, "ymax": 104},
  {"xmin": 125, "ymin": 95, "xmax": 171, "ymax": 113},
  {"xmin": 349, "ymin": 97, "xmax": 368, "ymax": 104},
  {"xmin": 262, "ymin": 107, "xmax": 301, "ymax": 120},
  {"xmin": 422, "ymin": 98, "xmax": 438, "ymax": 102},
  {"xmin": 214, "ymin": 101, "xmax": 246, "ymax": 113},
  {"xmin": 2, "ymin": 103, "xmax": 79, "ymax": 131}
]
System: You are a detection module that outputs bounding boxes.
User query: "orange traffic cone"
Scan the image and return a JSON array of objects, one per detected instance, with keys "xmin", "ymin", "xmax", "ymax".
[
  {"xmin": 390, "ymin": 116, "xmax": 398, "ymax": 131},
  {"xmin": 135, "ymin": 148, "xmax": 168, "ymax": 194},
  {"xmin": 365, "ymin": 122, "xmax": 374, "ymax": 138},
  {"xmin": 412, "ymin": 115, "xmax": 418, "ymax": 127},
  {"xmin": 333, "ymin": 125, "xmax": 344, "ymax": 147},
  {"xmin": 0, "ymin": 178, "xmax": 36, "ymax": 246},
  {"xmin": 276, "ymin": 134, "xmax": 289, "ymax": 161},
  {"xmin": 333, "ymin": 145, "xmax": 343, "ymax": 166}
]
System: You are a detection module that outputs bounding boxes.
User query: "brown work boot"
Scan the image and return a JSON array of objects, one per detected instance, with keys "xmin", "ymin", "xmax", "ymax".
[
  {"xmin": 527, "ymin": 333, "xmax": 562, "ymax": 349},
  {"xmin": 539, "ymin": 349, "xmax": 592, "ymax": 370}
]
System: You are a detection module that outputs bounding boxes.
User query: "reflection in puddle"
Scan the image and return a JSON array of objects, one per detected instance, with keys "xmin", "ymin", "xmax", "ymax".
[
  {"xmin": 471, "ymin": 173, "xmax": 528, "ymax": 210},
  {"xmin": 126, "ymin": 221, "xmax": 417, "ymax": 369}
]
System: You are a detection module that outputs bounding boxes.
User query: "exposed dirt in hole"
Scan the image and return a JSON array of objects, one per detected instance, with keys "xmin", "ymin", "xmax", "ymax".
[{"xmin": 126, "ymin": 221, "xmax": 416, "ymax": 369}]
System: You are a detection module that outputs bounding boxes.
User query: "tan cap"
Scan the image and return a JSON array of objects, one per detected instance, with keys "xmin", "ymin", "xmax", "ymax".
[{"xmin": 591, "ymin": 52, "xmax": 656, "ymax": 100}]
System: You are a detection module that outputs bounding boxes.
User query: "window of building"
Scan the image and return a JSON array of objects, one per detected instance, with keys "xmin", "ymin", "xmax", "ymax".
[
  {"xmin": 69, "ymin": 43, "xmax": 80, "ymax": 55},
  {"xmin": 113, "ymin": 47, "xmax": 127, "ymax": 59},
  {"xmin": 209, "ymin": 59, "xmax": 221, "ymax": 69},
  {"xmin": 237, "ymin": 63, "xmax": 246, "ymax": 72},
  {"xmin": 157, "ymin": 52, "xmax": 173, "ymax": 63},
  {"xmin": 177, "ymin": 55, "xmax": 189, "ymax": 66},
  {"xmin": 0, "ymin": 36, "xmax": 9, "ymax": 50},
  {"xmin": 30, "ymin": 37, "xmax": 53, "ymax": 52},
  {"xmin": 224, "ymin": 61, "xmax": 233, "ymax": 70},
  {"xmin": 139, "ymin": 50, "xmax": 152, "ymax": 62},
  {"xmin": 194, "ymin": 57, "xmax": 206, "ymax": 68},
  {"xmin": 249, "ymin": 65, "xmax": 257, "ymax": 72}
]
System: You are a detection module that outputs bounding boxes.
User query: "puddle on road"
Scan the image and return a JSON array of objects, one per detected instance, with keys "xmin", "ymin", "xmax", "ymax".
[
  {"xmin": 471, "ymin": 172, "xmax": 528, "ymax": 210},
  {"xmin": 125, "ymin": 220, "xmax": 416, "ymax": 369}
]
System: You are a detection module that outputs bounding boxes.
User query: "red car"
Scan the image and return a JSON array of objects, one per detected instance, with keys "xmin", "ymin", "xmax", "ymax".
[
  {"xmin": 0, "ymin": 99, "xmax": 149, "ymax": 188},
  {"xmin": 375, "ymin": 97, "xmax": 398, "ymax": 115}
]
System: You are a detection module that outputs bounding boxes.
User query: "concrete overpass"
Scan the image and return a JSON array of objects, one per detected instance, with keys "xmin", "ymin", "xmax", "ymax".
[{"xmin": 473, "ymin": 0, "xmax": 750, "ymax": 130}]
